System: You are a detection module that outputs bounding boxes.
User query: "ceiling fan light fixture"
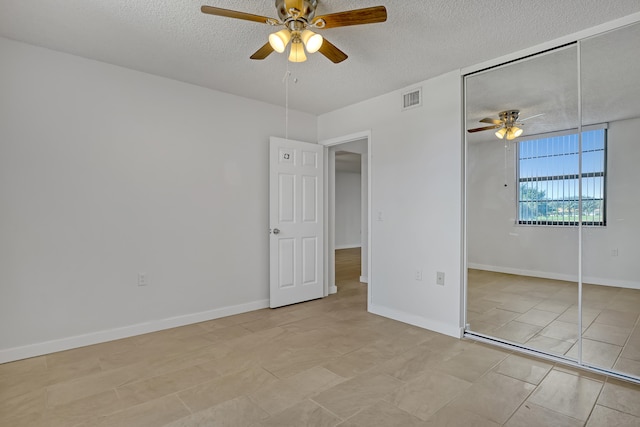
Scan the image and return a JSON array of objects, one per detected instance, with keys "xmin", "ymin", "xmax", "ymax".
[
  {"xmin": 495, "ymin": 127, "xmax": 507, "ymax": 139},
  {"xmin": 288, "ymin": 40, "xmax": 307, "ymax": 62},
  {"xmin": 269, "ymin": 29, "xmax": 291, "ymax": 53},
  {"xmin": 505, "ymin": 126, "xmax": 523, "ymax": 140},
  {"xmin": 301, "ymin": 29, "xmax": 323, "ymax": 53},
  {"xmin": 202, "ymin": 3, "xmax": 387, "ymax": 64},
  {"xmin": 513, "ymin": 126, "xmax": 524, "ymax": 138}
]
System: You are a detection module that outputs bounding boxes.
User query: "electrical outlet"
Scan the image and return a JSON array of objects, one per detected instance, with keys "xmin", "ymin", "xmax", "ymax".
[
  {"xmin": 415, "ymin": 269, "xmax": 423, "ymax": 281},
  {"xmin": 436, "ymin": 271, "xmax": 445, "ymax": 286},
  {"xmin": 138, "ymin": 273, "xmax": 148, "ymax": 287}
]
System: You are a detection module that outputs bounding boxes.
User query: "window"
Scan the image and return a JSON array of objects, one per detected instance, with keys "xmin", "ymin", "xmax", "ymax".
[{"xmin": 517, "ymin": 127, "xmax": 606, "ymax": 226}]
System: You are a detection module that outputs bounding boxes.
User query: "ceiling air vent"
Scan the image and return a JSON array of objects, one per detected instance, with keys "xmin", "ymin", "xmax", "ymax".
[{"xmin": 402, "ymin": 88, "xmax": 422, "ymax": 111}]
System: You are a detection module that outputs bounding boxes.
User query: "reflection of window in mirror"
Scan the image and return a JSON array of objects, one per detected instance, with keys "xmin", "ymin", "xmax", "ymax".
[{"xmin": 516, "ymin": 126, "xmax": 607, "ymax": 226}]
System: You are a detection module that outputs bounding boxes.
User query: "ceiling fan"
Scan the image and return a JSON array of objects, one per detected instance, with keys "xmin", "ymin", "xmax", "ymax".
[
  {"xmin": 201, "ymin": 0, "xmax": 387, "ymax": 63},
  {"xmin": 467, "ymin": 110, "xmax": 543, "ymax": 140}
]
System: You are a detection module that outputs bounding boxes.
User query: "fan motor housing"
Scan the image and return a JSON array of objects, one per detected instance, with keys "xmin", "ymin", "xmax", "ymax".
[
  {"xmin": 276, "ymin": 0, "xmax": 318, "ymax": 21},
  {"xmin": 499, "ymin": 110, "xmax": 520, "ymax": 125}
]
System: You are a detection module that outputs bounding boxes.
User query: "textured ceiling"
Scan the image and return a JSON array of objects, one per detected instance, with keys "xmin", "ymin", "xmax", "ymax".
[{"xmin": 1, "ymin": 1, "xmax": 640, "ymax": 115}]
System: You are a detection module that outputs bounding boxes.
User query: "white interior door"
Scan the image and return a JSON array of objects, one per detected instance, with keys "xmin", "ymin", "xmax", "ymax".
[{"xmin": 269, "ymin": 137, "xmax": 324, "ymax": 308}]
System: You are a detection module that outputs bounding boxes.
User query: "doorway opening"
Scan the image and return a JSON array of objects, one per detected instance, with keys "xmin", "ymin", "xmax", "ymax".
[{"xmin": 320, "ymin": 131, "xmax": 371, "ymax": 304}]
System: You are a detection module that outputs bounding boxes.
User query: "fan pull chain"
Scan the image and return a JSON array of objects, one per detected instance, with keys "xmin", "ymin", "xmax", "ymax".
[
  {"xmin": 504, "ymin": 142, "xmax": 509, "ymax": 187},
  {"xmin": 283, "ymin": 59, "xmax": 290, "ymax": 140},
  {"xmin": 282, "ymin": 52, "xmax": 298, "ymax": 140}
]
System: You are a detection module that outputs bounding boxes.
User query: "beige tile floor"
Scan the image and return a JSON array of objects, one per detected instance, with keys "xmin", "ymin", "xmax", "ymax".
[
  {"xmin": 468, "ymin": 269, "xmax": 640, "ymax": 378},
  {"xmin": 1, "ymin": 251, "xmax": 639, "ymax": 426}
]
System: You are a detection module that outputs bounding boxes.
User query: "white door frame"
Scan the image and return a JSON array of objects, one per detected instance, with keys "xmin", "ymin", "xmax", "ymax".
[{"xmin": 319, "ymin": 130, "xmax": 372, "ymax": 305}]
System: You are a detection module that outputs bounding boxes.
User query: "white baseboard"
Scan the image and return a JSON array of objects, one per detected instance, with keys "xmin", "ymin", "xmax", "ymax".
[
  {"xmin": 468, "ymin": 263, "xmax": 577, "ymax": 282},
  {"xmin": 359, "ymin": 276, "xmax": 368, "ymax": 283},
  {"xmin": 335, "ymin": 244, "xmax": 361, "ymax": 250},
  {"xmin": 368, "ymin": 303, "xmax": 464, "ymax": 339},
  {"xmin": 468, "ymin": 263, "xmax": 640, "ymax": 289},
  {"xmin": 581, "ymin": 275, "xmax": 640, "ymax": 289},
  {"xmin": 329, "ymin": 285, "xmax": 338, "ymax": 294},
  {"xmin": 0, "ymin": 299, "xmax": 269, "ymax": 364}
]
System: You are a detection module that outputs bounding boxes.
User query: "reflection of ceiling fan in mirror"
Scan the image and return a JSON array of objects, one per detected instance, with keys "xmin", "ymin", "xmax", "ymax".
[
  {"xmin": 201, "ymin": 0, "xmax": 387, "ymax": 63},
  {"xmin": 467, "ymin": 110, "xmax": 544, "ymax": 140}
]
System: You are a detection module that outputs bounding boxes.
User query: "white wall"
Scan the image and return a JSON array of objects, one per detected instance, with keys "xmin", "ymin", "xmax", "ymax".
[
  {"xmin": 318, "ymin": 72, "xmax": 464, "ymax": 338},
  {"xmin": 467, "ymin": 117, "xmax": 640, "ymax": 289},
  {"xmin": 335, "ymin": 171, "xmax": 361, "ymax": 249},
  {"xmin": 0, "ymin": 37, "xmax": 317, "ymax": 362}
]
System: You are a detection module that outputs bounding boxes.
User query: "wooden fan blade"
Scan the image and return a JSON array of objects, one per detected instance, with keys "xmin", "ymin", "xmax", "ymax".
[
  {"xmin": 318, "ymin": 38, "xmax": 348, "ymax": 63},
  {"xmin": 467, "ymin": 125, "xmax": 501, "ymax": 133},
  {"xmin": 312, "ymin": 6, "xmax": 387, "ymax": 29},
  {"xmin": 201, "ymin": 5, "xmax": 274, "ymax": 24},
  {"xmin": 250, "ymin": 42, "xmax": 275, "ymax": 60},
  {"xmin": 479, "ymin": 118, "xmax": 502, "ymax": 125}
]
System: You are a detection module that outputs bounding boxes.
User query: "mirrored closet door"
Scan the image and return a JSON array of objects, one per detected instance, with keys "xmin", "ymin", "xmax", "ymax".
[
  {"xmin": 465, "ymin": 20, "xmax": 640, "ymax": 381},
  {"xmin": 580, "ymin": 21, "xmax": 640, "ymax": 376},
  {"xmin": 465, "ymin": 45, "xmax": 580, "ymax": 359}
]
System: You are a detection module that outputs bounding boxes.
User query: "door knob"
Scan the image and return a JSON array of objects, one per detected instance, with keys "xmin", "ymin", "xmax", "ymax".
[{"xmin": 273, "ymin": 228, "xmax": 280, "ymax": 235}]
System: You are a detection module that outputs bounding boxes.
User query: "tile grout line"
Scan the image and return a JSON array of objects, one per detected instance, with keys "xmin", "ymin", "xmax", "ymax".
[
  {"xmin": 583, "ymin": 376, "xmax": 607, "ymax": 423},
  {"xmin": 609, "ymin": 313, "xmax": 640, "ymax": 369},
  {"xmin": 175, "ymin": 392, "xmax": 194, "ymax": 415},
  {"xmin": 500, "ymin": 359, "xmax": 557, "ymax": 425},
  {"xmin": 596, "ymin": 376, "xmax": 640, "ymax": 418},
  {"xmin": 307, "ymin": 397, "xmax": 345, "ymax": 422}
]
